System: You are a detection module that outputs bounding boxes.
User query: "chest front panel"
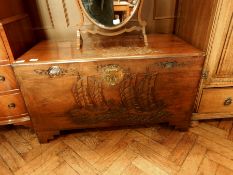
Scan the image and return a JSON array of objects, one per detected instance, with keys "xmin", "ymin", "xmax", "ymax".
[{"xmin": 14, "ymin": 56, "xmax": 204, "ymax": 131}]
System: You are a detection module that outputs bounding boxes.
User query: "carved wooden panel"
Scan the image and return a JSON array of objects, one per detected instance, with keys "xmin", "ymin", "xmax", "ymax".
[
  {"xmin": 216, "ymin": 16, "xmax": 233, "ymax": 76},
  {"xmin": 14, "ymin": 54, "xmax": 204, "ymax": 134},
  {"xmin": 70, "ymin": 66, "xmax": 171, "ymax": 125},
  {"xmin": 202, "ymin": 0, "xmax": 233, "ymax": 86}
]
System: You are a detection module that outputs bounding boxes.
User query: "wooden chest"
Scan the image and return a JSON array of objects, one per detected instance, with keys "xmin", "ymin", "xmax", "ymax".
[{"xmin": 13, "ymin": 35, "xmax": 204, "ymax": 142}]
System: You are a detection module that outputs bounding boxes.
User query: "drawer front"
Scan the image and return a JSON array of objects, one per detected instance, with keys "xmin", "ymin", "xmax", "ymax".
[
  {"xmin": 199, "ymin": 88, "xmax": 233, "ymax": 113},
  {"xmin": 0, "ymin": 65, "xmax": 18, "ymax": 91},
  {"xmin": 14, "ymin": 57, "xmax": 204, "ymax": 130},
  {"xmin": 0, "ymin": 93, "xmax": 27, "ymax": 117}
]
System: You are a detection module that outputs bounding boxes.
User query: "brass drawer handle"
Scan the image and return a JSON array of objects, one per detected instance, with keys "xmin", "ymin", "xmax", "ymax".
[
  {"xmin": 224, "ymin": 97, "xmax": 232, "ymax": 106},
  {"xmin": 0, "ymin": 75, "xmax": 5, "ymax": 82},
  {"xmin": 8, "ymin": 103, "xmax": 16, "ymax": 109}
]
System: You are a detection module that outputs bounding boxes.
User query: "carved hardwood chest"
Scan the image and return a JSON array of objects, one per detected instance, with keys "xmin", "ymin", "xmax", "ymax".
[{"xmin": 13, "ymin": 35, "xmax": 204, "ymax": 142}]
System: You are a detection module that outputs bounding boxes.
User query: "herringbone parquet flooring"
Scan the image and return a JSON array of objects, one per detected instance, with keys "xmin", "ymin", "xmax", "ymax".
[{"xmin": 1, "ymin": 119, "xmax": 233, "ymax": 175}]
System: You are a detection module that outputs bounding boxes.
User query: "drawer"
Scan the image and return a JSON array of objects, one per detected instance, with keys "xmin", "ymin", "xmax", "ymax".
[
  {"xmin": 0, "ymin": 65, "xmax": 18, "ymax": 91},
  {"xmin": 0, "ymin": 92, "xmax": 27, "ymax": 117},
  {"xmin": 199, "ymin": 88, "xmax": 233, "ymax": 113}
]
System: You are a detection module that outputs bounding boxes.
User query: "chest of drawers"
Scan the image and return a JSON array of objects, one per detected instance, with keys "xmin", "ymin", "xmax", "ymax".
[
  {"xmin": 0, "ymin": 14, "xmax": 35, "ymax": 125},
  {"xmin": 13, "ymin": 35, "xmax": 204, "ymax": 142}
]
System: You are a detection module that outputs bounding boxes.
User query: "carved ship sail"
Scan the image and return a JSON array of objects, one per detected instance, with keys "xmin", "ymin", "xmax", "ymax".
[
  {"xmin": 73, "ymin": 77, "xmax": 107, "ymax": 110},
  {"xmin": 70, "ymin": 72, "xmax": 170, "ymax": 123},
  {"xmin": 119, "ymin": 73, "xmax": 160, "ymax": 111}
]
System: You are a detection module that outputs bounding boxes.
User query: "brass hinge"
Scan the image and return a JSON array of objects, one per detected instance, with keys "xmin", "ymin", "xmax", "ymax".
[{"xmin": 201, "ymin": 70, "xmax": 208, "ymax": 79}]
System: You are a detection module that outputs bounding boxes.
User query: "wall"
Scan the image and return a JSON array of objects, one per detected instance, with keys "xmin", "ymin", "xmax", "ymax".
[{"xmin": 24, "ymin": 0, "xmax": 177, "ymax": 40}]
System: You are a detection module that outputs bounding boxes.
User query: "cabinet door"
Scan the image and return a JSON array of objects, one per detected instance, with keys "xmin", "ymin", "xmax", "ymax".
[
  {"xmin": 216, "ymin": 19, "xmax": 233, "ymax": 76},
  {"xmin": 204, "ymin": 0, "xmax": 233, "ymax": 87}
]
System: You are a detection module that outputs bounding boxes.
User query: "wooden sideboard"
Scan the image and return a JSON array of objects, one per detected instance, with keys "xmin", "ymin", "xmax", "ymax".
[{"xmin": 13, "ymin": 35, "xmax": 204, "ymax": 142}]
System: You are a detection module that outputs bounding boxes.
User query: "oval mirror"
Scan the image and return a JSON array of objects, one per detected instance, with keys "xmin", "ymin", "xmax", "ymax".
[{"xmin": 80, "ymin": 0, "xmax": 140, "ymax": 29}]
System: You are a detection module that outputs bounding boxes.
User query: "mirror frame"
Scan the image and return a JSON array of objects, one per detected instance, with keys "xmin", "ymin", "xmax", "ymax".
[
  {"xmin": 78, "ymin": 0, "xmax": 141, "ymax": 30},
  {"xmin": 76, "ymin": 0, "xmax": 148, "ymax": 48}
]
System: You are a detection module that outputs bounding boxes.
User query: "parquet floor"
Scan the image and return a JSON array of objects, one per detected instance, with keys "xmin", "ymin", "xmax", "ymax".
[{"xmin": 1, "ymin": 119, "xmax": 233, "ymax": 175}]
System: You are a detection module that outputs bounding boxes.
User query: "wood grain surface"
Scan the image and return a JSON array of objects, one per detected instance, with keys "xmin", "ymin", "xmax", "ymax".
[
  {"xmin": 199, "ymin": 88, "xmax": 233, "ymax": 113},
  {"xmin": 175, "ymin": 0, "xmax": 217, "ymax": 50},
  {"xmin": 15, "ymin": 34, "xmax": 204, "ymax": 63},
  {"xmin": 0, "ymin": 14, "xmax": 36, "ymax": 62},
  {"xmin": 0, "ymin": 119, "xmax": 233, "ymax": 174},
  {"xmin": 13, "ymin": 34, "xmax": 204, "ymax": 142},
  {"xmin": 0, "ymin": 92, "xmax": 27, "ymax": 118},
  {"xmin": 0, "ymin": 65, "xmax": 18, "ymax": 92}
]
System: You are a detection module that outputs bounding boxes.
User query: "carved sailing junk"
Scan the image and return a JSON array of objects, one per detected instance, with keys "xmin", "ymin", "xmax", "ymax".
[
  {"xmin": 70, "ymin": 65, "xmax": 171, "ymax": 125},
  {"xmin": 76, "ymin": 0, "xmax": 148, "ymax": 48}
]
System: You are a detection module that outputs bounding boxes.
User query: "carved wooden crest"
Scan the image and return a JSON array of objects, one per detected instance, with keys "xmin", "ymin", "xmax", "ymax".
[{"xmin": 101, "ymin": 64, "xmax": 125, "ymax": 86}]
